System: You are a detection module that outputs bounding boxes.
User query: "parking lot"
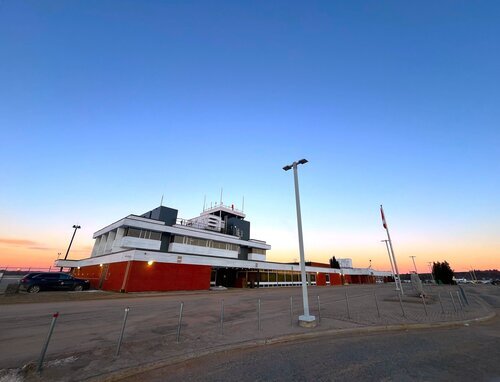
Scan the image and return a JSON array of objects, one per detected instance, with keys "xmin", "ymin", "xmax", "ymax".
[{"xmin": 0, "ymin": 283, "xmax": 495, "ymax": 382}]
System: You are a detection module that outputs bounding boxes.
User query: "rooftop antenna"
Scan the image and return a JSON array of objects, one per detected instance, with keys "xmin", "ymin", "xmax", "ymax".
[
  {"xmin": 203, "ymin": 195, "xmax": 206, "ymax": 211},
  {"xmin": 160, "ymin": 194, "xmax": 164, "ymax": 207},
  {"xmin": 242, "ymin": 196, "xmax": 245, "ymax": 212}
]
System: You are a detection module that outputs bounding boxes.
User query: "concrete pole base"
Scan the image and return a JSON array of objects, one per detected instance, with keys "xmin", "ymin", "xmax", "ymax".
[{"xmin": 298, "ymin": 315, "xmax": 317, "ymax": 328}]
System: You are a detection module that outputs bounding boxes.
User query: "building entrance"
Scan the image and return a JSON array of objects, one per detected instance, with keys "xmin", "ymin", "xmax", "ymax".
[{"xmin": 214, "ymin": 267, "xmax": 238, "ymax": 287}]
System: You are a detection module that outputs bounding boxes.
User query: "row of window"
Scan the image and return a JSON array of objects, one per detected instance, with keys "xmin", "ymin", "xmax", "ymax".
[
  {"xmin": 254, "ymin": 272, "xmax": 317, "ymax": 283},
  {"xmin": 250, "ymin": 248, "xmax": 266, "ymax": 255},
  {"xmin": 125, "ymin": 228, "xmax": 162, "ymax": 241},
  {"xmin": 210, "ymin": 270, "xmax": 319, "ymax": 283},
  {"xmin": 172, "ymin": 235, "xmax": 239, "ymax": 251},
  {"xmin": 122, "ymin": 228, "xmax": 263, "ymax": 254}
]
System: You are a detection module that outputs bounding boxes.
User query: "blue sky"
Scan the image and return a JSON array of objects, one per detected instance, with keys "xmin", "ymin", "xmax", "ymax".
[{"xmin": 0, "ymin": 1, "xmax": 499, "ymax": 271}]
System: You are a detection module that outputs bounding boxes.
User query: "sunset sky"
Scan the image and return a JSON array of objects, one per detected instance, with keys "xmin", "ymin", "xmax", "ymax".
[{"xmin": 1, "ymin": 1, "xmax": 498, "ymax": 273}]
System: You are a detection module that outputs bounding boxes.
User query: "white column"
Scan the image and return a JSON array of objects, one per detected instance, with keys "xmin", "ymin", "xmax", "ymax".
[
  {"xmin": 97, "ymin": 234, "xmax": 108, "ymax": 256},
  {"xmin": 105, "ymin": 231, "xmax": 116, "ymax": 253},
  {"xmin": 91, "ymin": 237, "xmax": 101, "ymax": 258},
  {"xmin": 112, "ymin": 228, "xmax": 125, "ymax": 252}
]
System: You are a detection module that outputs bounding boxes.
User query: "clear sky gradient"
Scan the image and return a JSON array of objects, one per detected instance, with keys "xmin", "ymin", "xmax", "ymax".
[{"xmin": 1, "ymin": 1, "xmax": 499, "ymax": 273}]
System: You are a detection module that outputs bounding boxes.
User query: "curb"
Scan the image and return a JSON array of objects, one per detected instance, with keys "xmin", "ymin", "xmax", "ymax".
[{"xmin": 87, "ymin": 310, "xmax": 496, "ymax": 382}]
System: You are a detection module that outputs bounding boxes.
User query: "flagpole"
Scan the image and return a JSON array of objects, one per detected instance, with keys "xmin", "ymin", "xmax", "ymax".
[
  {"xmin": 380, "ymin": 205, "xmax": 404, "ymax": 295},
  {"xmin": 382, "ymin": 239, "xmax": 399, "ymax": 290}
]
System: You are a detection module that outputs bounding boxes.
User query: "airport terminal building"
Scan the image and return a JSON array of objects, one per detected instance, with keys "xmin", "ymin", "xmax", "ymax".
[{"xmin": 55, "ymin": 204, "xmax": 392, "ymax": 292}]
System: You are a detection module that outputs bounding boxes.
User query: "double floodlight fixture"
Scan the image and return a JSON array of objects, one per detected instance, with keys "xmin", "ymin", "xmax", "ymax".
[
  {"xmin": 282, "ymin": 158, "xmax": 308, "ymax": 171},
  {"xmin": 61, "ymin": 224, "xmax": 82, "ymax": 270}
]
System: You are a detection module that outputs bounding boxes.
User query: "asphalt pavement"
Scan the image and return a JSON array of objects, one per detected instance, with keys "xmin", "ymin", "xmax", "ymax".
[{"xmin": 125, "ymin": 306, "xmax": 500, "ymax": 382}]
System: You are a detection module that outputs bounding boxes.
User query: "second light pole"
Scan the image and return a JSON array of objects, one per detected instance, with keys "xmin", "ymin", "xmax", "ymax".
[
  {"xmin": 60, "ymin": 225, "xmax": 81, "ymax": 272},
  {"xmin": 283, "ymin": 158, "xmax": 316, "ymax": 328}
]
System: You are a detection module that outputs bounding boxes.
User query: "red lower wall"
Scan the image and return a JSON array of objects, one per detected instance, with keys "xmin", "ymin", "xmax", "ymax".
[
  {"xmin": 73, "ymin": 261, "xmax": 211, "ymax": 292},
  {"xmin": 102, "ymin": 262, "xmax": 129, "ymax": 291},
  {"xmin": 72, "ymin": 264, "xmax": 104, "ymax": 289},
  {"xmin": 330, "ymin": 273, "xmax": 342, "ymax": 285},
  {"xmin": 316, "ymin": 273, "xmax": 326, "ymax": 286},
  {"xmin": 317, "ymin": 273, "xmax": 349, "ymax": 286},
  {"xmin": 318, "ymin": 273, "xmax": 377, "ymax": 286},
  {"xmin": 126, "ymin": 261, "xmax": 211, "ymax": 292}
]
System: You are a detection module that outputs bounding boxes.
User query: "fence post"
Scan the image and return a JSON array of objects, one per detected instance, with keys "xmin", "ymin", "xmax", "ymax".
[
  {"xmin": 421, "ymin": 295, "xmax": 428, "ymax": 317},
  {"xmin": 449, "ymin": 291, "xmax": 457, "ymax": 313},
  {"xmin": 317, "ymin": 295, "xmax": 321, "ymax": 323},
  {"xmin": 374, "ymin": 291, "xmax": 380, "ymax": 318},
  {"xmin": 257, "ymin": 299, "xmax": 261, "ymax": 331},
  {"xmin": 289, "ymin": 296, "xmax": 293, "ymax": 326},
  {"xmin": 176, "ymin": 302, "xmax": 184, "ymax": 343},
  {"xmin": 345, "ymin": 289, "xmax": 351, "ymax": 319},
  {"xmin": 438, "ymin": 292, "xmax": 445, "ymax": 314},
  {"xmin": 456, "ymin": 291, "xmax": 464, "ymax": 309},
  {"xmin": 115, "ymin": 307, "xmax": 130, "ymax": 356},
  {"xmin": 37, "ymin": 312, "xmax": 59, "ymax": 374},
  {"xmin": 398, "ymin": 292, "xmax": 406, "ymax": 318},
  {"xmin": 458, "ymin": 285, "xmax": 469, "ymax": 305},
  {"xmin": 220, "ymin": 299, "xmax": 224, "ymax": 335}
]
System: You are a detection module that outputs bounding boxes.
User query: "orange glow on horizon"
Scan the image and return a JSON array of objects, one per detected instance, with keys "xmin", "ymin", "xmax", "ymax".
[
  {"xmin": 0, "ymin": 237, "xmax": 93, "ymax": 269},
  {"xmin": 0, "ymin": 235, "xmax": 497, "ymax": 273}
]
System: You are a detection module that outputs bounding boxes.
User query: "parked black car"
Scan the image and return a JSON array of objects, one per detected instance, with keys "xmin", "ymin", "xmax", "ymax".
[{"xmin": 19, "ymin": 272, "xmax": 90, "ymax": 293}]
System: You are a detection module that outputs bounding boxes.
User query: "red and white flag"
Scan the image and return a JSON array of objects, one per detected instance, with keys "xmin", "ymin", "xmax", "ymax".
[{"xmin": 380, "ymin": 205, "xmax": 388, "ymax": 230}]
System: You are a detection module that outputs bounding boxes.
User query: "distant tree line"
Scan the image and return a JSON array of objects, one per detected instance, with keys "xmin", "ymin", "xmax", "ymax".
[{"xmin": 456, "ymin": 269, "xmax": 499, "ymax": 280}]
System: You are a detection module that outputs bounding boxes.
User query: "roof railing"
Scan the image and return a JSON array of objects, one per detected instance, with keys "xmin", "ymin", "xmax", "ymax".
[
  {"xmin": 202, "ymin": 203, "xmax": 245, "ymax": 214},
  {"xmin": 175, "ymin": 218, "xmax": 245, "ymax": 238}
]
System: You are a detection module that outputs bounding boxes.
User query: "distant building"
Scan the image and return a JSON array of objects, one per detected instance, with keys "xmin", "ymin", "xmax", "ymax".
[{"xmin": 56, "ymin": 204, "xmax": 391, "ymax": 292}]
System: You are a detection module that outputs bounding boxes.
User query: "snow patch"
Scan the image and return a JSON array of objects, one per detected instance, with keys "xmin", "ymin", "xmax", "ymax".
[
  {"xmin": 46, "ymin": 355, "xmax": 78, "ymax": 367},
  {"xmin": 0, "ymin": 369, "xmax": 23, "ymax": 382}
]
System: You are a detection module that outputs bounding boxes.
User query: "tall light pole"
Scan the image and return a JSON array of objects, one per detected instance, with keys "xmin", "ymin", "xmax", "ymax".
[
  {"xmin": 60, "ymin": 225, "xmax": 81, "ymax": 272},
  {"xmin": 381, "ymin": 239, "xmax": 398, "ymax": 290},
  {"xmin": 283, "ymin": 158, "xmax": 316, "ymax": 327}
]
